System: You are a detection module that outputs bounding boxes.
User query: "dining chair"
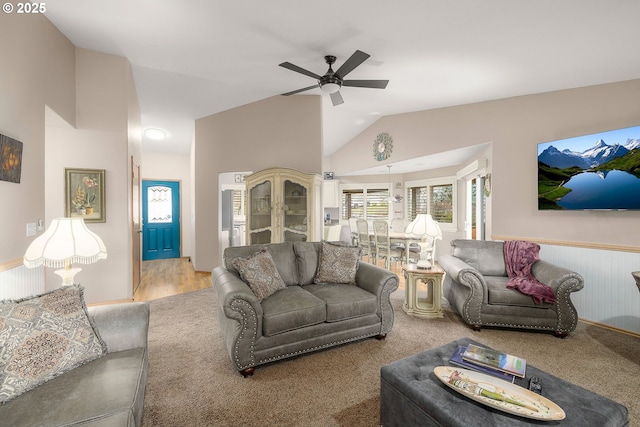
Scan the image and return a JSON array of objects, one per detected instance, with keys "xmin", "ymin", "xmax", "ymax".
[
  {"xmin": 389, "ymin": 218, "xmax": 407, "ymax": 261},
  {"xmin": 356, "ymin": 219, "xmax": 375, "ymax": 263},
  {"xmin": 348, "ymin": 217, "xmax": 359, "ymax": 246},
  {"xmin": 372, "ymin": 220, "xmax": 403, "ymax": 270}
]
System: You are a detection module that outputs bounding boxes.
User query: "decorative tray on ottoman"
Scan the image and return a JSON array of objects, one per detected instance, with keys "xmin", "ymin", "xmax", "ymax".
[{"xmin": 434, "ymin": 366, "xmax": 565, "ymax": 421}]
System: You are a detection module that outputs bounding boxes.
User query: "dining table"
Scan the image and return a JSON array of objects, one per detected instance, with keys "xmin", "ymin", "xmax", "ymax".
[{"xmin": 368, "ymin": 230, "xmax": 421, "ymax": 265}]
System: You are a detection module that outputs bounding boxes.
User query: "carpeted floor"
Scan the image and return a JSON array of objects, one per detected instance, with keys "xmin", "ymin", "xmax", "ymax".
[{"xmin": 142, "ymin": 287, "xmax": 639, "ymax": 426}]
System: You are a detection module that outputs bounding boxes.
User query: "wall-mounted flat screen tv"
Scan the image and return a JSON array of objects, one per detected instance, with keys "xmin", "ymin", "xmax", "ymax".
[{"xmin": 538, "ymin": 125, "xmax": 640, "ymax": 210}]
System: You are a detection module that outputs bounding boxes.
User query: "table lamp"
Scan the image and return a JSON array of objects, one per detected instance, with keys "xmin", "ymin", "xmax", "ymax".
[
  {"xmin": 405, "ymin": 214, "xmax": 442, "ymax": 269},
  {"xmin": 23, "ymin": 218, "xmax": 107, "ymax": 286}
]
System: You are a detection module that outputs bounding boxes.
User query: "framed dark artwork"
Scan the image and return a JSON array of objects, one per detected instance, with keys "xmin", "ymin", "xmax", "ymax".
[
  {"xmin": 65, "ymin": 168, "xmax": 106, "ymax": 222},
  {"xmin": 0, "ymin": 134, "xmax": 23, "ymax": 184}
]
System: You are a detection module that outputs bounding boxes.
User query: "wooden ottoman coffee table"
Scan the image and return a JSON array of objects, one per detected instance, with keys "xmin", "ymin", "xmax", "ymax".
[{"xmin": 380, "ymin": 338, "xmax": 628, "ymax": 426}]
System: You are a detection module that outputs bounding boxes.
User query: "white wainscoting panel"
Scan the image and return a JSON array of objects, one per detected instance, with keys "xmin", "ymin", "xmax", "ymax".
[
  {"xmin": 0, "ymin": 264, "xmax": 45, "ymax": 300},
  {"xmin": 540, "ymin": 244, "xmax": 640, "ymax": 334}
]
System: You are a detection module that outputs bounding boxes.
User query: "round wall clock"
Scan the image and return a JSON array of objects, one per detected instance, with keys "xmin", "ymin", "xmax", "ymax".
[{"xmin": 373, "ymin": 132, "xmax": 393, "ymax": 161}]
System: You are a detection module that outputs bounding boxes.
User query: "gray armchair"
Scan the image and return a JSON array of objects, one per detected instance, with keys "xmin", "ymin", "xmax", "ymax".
[{"xmin": 439, "ymin": 239, "xmax": 584, "ymax": 337}]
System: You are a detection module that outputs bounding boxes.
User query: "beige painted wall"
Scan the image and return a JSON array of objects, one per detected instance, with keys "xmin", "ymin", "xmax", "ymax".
[
  {"xmin": 44, "ymin": 49, "xmax": 141, "ymax": 303},
  {"xmin": 193, "ymin": 95, "xmax": 323, "ymax": 271},
  {"xmin": 142, "ymin": 151, "xmax": 193, "ymax": 259},
  {"xmin": 0, "ymin": 12, "xmax": 141, "ymax": 303},
  {"xmin": 0, "ymin": 13, "xmax": 75, "ymax": 263},
  {"xmin": 330, "ymin": 79, "xmax": 640, "ymax": 250}
]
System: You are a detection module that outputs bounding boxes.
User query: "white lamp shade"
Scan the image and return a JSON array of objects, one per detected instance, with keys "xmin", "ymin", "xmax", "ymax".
[
  {"xmin": 405, "ymin": 214, "xmax": 442, "ymax": 240},
  {"xmin": 23, "ymin": 218, "xmax": 107, "ymax": 269}
]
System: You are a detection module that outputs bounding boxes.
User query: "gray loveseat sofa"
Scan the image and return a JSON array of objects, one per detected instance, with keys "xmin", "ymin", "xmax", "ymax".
[
  {"xmin": 438, "ymin": 239, "xmax": 584, "ymax": 337},
  {"xmin": 0, "ymin": 302, "xmax": 150, "ymax": 426},
  {"xmin": 212, "ymin": 241, "xmax": 399, "ymax": 377}
]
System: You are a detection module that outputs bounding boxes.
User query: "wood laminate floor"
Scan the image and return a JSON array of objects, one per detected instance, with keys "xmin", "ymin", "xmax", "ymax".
[
  {"xmin": 134, "ymin": 257, "xmax": 212, "ymax": 302},
  {"xmin": 133, "ymin": 256, "xmax": 406, "ymax": 302}
]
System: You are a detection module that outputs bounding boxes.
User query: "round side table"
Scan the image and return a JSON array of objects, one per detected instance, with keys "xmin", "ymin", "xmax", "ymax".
[{"xmin": 402, "ymin": 263, "xmax": 445, "ymax": 318}]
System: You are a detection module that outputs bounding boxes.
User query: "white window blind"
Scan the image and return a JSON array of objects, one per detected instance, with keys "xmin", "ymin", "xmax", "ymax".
[
  {"xmin": 342, "ymin": 188, "xmax": 389, "ymax": 220},
  {"xmin": 342, "ymin": 190, "xmax": 364, "ymax": 219},
  {"xmin": 232, "ymin": 189, "xmax": 244, "ymax": 216},
  {"xmin": 406, "ymin": 182, "xmax": 453, "ymax": 223},
  {"xmin": 430, "ymin": 184, "xmax": 453, "ymax": 223},
  {"xmin": 366, "ymin": 189, "xmax": 389, "ymax": 219}
]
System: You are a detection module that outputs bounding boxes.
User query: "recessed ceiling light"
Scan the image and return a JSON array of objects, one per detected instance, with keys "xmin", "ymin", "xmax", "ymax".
[{"xmin": 144, "ymin": 128, "xmax": 167, "ymax": 140}]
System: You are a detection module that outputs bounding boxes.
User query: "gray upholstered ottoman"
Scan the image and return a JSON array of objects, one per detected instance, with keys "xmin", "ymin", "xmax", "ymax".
[{"xmin": 380, "ymin": 338, "xmax": 628, "ymax": 427}]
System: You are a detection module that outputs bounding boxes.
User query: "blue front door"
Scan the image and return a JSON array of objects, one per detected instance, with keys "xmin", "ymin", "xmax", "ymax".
[{"xmin": 142, "ymin": 180, "xmax": 181, "ymax": 260}]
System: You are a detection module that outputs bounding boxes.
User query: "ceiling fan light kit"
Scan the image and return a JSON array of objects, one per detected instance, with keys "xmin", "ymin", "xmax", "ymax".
[{"xmin": 279, "ymin": 50, "xmax": 388, "ymax": 106}]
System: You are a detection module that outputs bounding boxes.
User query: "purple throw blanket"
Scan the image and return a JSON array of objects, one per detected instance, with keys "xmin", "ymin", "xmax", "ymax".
[{"xmin": 503, "ymin": 240, "xmax": 556, "ymax": 304}]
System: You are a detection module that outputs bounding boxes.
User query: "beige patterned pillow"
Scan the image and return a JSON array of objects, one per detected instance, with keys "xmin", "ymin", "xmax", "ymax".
[
  {"xmin": 232, "ymin": 249, "xmax": 287, "ymax": 302},
  {"xmin": 0, "ymin": 285, "xmax": 107, "ymax": 403},
  {"xmin": 314, "ymin": 241, "xmax": 360, "ymax": 285}
]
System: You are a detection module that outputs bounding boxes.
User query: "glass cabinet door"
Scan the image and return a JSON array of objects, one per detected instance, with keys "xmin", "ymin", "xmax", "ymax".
[
  {"xmin": 283, "ymin": 180, "xmax": 307, "ymax": 242},
  {"xmin": 249, "ymin": 180, "xmax": 272, "ymax": 244}
]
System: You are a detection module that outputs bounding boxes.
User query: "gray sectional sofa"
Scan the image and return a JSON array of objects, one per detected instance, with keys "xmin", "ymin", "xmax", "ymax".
[
  {"xmin": 212, "ymin": 241, "xmax": 399, "ymax": 377},
  {"xmin": 0, "ymin": 302, "xmax": 150, "ymax": 427}
]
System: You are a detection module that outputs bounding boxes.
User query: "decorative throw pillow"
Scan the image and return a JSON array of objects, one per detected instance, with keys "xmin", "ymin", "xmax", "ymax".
[
  {"xmin": 0, "ymin": 285, "xmax": 107, "ymax": 403},
  {"xmin": 232, "ymin": 249, "xmax": 287, "ymax": 302},
  {"xmin": 314, "ymin": 241, "xmax": 360, "ymax": 285}
]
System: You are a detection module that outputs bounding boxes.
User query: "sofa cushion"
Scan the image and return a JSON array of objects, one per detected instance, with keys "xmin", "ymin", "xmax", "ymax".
[
  {"xmin": 314, "ymin": 241, "xmax": 360, "ymax": 285},
  {"xmin": 0, "ymin": 285, "xmax": 107, "ymax": 404},
  {"xmin": 225, "ymin": 242, "xmax": 298, "ymax": 285},
  {"xmin": 0, "ymin": 348, "xmax": 146, "ymax": 427},
  {"xmin": 303, "ymin": 284, "xmax": 378, "ymax": 322},
  {"xmin": 293, "ymin": 241, "xmax": 321, "ymax": 285},
  {"xmin": 451, "ymin": 239, "xmax": 507, "ymax": 276},
  {"xmin": 261, "ymin": 286, "xmax": 326, "ymax": 336},
  {"xmin": 232, "ymin": 249, "xmax": 287, "ymax": 302},
  {"xmin": 485, "ymin": 276, "xmax": 553, "ymax": 308}
]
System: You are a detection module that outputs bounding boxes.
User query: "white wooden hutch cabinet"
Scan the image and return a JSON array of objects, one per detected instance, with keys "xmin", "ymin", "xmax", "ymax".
[{"xmin": 245, "ymin": 168, "xmax": 322, "ymax": 244}]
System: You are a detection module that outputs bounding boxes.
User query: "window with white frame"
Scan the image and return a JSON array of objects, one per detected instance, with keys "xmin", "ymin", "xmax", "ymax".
[
  {"xmin": 341, "ymin": 188, "xmax": 389, "ymax": 220},
  {"xmin": 406, "ymin": 177, "xmax": 456, "ymax": 228}
]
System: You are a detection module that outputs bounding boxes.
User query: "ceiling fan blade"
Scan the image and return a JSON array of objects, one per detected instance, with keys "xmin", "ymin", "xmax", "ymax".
[
  {"xmin": 281, "ymin": 85, "xmax": 319, "ymax": 96},
  {"xmin": 342, "ymin": 79, "xmax": 389, "ymax": 89},
  {"xmin": 279, "ymin": 62, "xmax": 322, "ymax": 80},
  {"xmin": 330, "ymin": 91, "xmax": 344, "ymax": 106},
  {"xmin": 335, "ymin": 50, "xmax": 370, "ymax": 79}
]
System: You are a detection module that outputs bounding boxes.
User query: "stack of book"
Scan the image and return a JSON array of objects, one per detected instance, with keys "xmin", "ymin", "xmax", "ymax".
[{"xmin": 448, "ymin": 344, "xmax": 527, "ymax": 383}]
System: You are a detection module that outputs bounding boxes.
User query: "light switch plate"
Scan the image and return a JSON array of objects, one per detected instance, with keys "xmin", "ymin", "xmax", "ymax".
[{"xmin": 26, "ymin": 222, "xmax": 37, "ymax": 237}]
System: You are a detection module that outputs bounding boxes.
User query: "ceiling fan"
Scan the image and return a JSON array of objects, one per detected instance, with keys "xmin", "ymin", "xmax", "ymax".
[{"xmin": 279, "ymin": 50, "xmax": 389, "ymax": 106}]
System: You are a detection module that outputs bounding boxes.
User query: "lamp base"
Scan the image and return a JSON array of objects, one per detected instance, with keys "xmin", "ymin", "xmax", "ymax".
[
  {"xmin": 54, "ymin": 267, "xmax": 82, "ymax": 286},
  {"xmin": 417, "ymin": 240, "xmax": 432, "ymax": 269}
]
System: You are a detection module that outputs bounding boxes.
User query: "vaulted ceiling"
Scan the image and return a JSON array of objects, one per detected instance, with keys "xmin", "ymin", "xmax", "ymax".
[{"xmin": 45, "ymin": 1, "xmax": 640, "ymax": 163}]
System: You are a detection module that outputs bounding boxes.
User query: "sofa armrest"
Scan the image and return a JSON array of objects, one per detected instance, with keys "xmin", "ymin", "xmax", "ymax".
[
  {"xmin": 439, "ymin": 255, "xmax": 488, "ymax": 293},
  {"xmin": 532, "ymin": 260, "xmax": 584, "ymax": 332},
  {"xmin": 532, "ymin": 260, "xmax": 584, "ymax": 294},
  {"xmin": 213, "ymin": 266, "xmax": 263, "ymax": 319},
  {"xmin": 439, "ymin": 254, "xmax": 488, "ymax": 325},
  {"xmin": 355, "ymin": 262, "xmax": 399, "ymax": 335},
  {"xmin": 88, "ymin": 302, "xmax": 150, "ymax": 353},
  {"xmin": 356, "ymin": 262, "xmax": 398, "ymax": 296},
  {"xmin": 212, "ymin": 266, "xmax": 262, "ymax": 372}
]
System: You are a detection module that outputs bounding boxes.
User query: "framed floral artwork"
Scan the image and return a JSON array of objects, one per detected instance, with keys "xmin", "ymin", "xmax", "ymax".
[{"xmin": 65, "ymin": 168, "xmax": 106, "ymax": 223}]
